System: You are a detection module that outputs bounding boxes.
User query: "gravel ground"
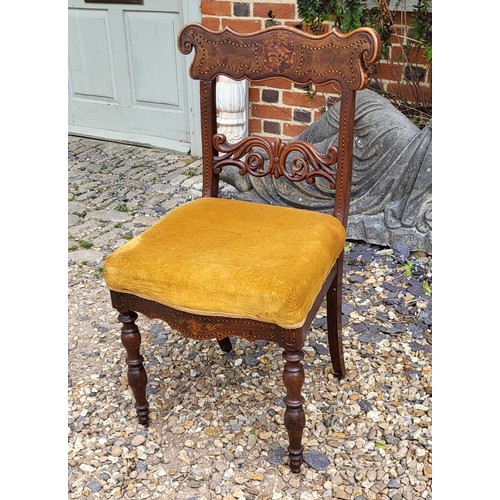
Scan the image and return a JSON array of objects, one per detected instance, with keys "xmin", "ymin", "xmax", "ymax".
[{"xmin": 68, "ymin": 136, "xmax": 432, "ymax": 499}]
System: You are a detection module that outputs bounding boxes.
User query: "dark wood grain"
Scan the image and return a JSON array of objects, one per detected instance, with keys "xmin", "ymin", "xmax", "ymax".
[
  {"xmin": 327, "ymin": 255, "xmax": 346, "ymax": 379},
  {"xmin": 118, "ymin": 311, "xmax": 149, "ymax": 425},
  {"xmin": 283, "ymin": 350, "xmax": 306, "ymax": 473},
  {"xmin": 200, "ymin": 80, "xmax": 219, "ymax": 198},
  {"xmin": 178, "ymin": 23, "xmax": 380, "ymax": 89},
  {"xmin": 213, "ymin": 134, "xmax": 338, "ymax": 189}
]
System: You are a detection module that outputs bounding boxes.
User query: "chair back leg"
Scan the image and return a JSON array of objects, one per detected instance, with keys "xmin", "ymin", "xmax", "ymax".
[
  {"xmin": 326, "ymin": 260, "xmax": 346, "ymax": 379},
  {"xmin": 216, "ymin": 337, "xmax": 232, "ymax": 352}
]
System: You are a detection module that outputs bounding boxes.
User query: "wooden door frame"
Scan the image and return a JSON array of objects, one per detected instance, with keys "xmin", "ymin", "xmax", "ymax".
[{"xmin": 183, "ymin": 0, "xmax": 202, "ymax": 156}]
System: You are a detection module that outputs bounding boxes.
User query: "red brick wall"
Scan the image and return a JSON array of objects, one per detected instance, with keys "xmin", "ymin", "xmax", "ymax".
[{"xmin": 200, "ymin": 0, "xmax": 432, "ymax": 139}]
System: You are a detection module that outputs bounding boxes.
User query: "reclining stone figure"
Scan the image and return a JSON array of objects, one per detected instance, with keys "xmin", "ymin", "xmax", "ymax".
[{"xmin": 221, "ymin": 89, "xmax": 432, "ymax": 254}]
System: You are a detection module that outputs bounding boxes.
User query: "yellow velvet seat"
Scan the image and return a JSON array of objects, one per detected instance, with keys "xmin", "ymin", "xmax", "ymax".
[{"xmin": 104, "ymin": 197, "xmax": 346, "ymax": 329}]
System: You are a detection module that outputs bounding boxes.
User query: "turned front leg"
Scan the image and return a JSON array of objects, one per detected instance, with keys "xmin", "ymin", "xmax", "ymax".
[
  {"xmin": 118, "ymin": 311, "xmax": 149, "ymax": 425},
  {"xmin": 283, "ymin": 349, "xmax": 306, "ymax": 473}
]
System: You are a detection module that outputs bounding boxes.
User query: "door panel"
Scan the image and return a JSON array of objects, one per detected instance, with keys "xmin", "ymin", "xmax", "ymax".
[
  {"xmin": 125, "ymin": 11, "xmax": 180, "ymax": 106},
  {"xmin": 68, "ymin": 9, "xmax": 117, "ymax": 101},
  {"xmin": 68, "ymin": 0, "xmax": 195, "ymax": 152}
]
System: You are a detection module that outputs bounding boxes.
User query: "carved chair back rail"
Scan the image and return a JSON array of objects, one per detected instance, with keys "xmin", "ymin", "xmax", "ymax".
[{"xmin": 103, "ymin": 23, "xmax": 380, "ymax": 473}]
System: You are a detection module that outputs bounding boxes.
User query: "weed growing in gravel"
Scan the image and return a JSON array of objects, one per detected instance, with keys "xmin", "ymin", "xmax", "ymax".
[
  {"xmin": 400, "ymin": 260, "xmax": 414, "ymax": 277},
  {"xmin": 114, "ymin": 223, "xmax": 123, "ymax": 229},
  {"xmin": 186, "ymin": 168, "xmax": 198, "ymax": 178},
  {"xmin": 91, "ymin": 267, "xmax": 104, "ymax": 277},
  {"xmin": 116, "ymin": 204, "xmax": 128, "ymax": 212},
  {"xmin": 78, "ymin": 240, "xmax": 93, "ymax": 249}
]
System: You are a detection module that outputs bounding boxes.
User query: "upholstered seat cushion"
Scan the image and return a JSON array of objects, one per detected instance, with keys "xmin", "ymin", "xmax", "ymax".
[{"xmin": 104, "ymin": 197, "xmax": 345, "ymax": 329}]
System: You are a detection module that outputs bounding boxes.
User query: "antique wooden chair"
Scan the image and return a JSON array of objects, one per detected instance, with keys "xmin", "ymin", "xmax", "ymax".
[{"xmin": 103, "ymin": 23, "xmax": 380, "ymax": 473}]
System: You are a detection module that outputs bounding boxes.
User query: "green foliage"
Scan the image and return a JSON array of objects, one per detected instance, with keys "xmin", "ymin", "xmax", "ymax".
[
  {"xmin": 375, "ymin": 442, "xmax": 386, "ymax": 450},
  {"xmin": 399, "ymin": 261, "xmax": 413, "ymax": 278},
  {"xmin": 116, "ymin": 204, "xmax": 128, "ymax": 212},
  {"xmin": 296, "ymin": 0, "xmax": 432, "ymax": 63},
  {"xmin": 185, "ymin": 168, "xmax": 198, "ymax": 178},
  {"xmin": 408, "ymin": 0, "xmax": 432, "ymax": 62},
  {"xmin": 423, "ymin": 280, "xmax": 432, "ymax": 295},
  {"xmin": 344, "ymin": 242, "xmax": 352, "ymax": 253},
  {"xmin": 296, "ymin": 0, "xmax": 432, "ymax": 126},
  {"xmin": 78, "ymin": 240, "xmax": 93, "ymax": 249},
  {"xmin": 298, "ymin": 0, "xmax": 381, "ymax": 35},
  {"xmin": 361, "ymin": 4, "xmax": 393, "ymax": 59},
  {"xmin": 297, "ymin": 0, "xmax": 338, "ymax": 34},
  {"xmin": 423, "ymin": 45, "xmax": 432, "ymax": 62},
  {"xmin": 341, "ymin": 0, "xmax": 363, "ymax": 33},
  {"xmin": 91, "ymin": 267, "xmax": 104, "ymax": 277}
]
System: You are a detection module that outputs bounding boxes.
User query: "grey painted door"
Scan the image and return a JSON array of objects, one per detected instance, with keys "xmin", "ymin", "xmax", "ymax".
[{"xmin": 68, "ymin": 0, "xmax": 200, "ymax": 153}]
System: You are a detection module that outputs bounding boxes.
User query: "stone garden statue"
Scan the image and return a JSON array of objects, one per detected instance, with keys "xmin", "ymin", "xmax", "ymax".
[{"xmin": 221, "ymin": 89, "xmax": 432, "ymax": 254}]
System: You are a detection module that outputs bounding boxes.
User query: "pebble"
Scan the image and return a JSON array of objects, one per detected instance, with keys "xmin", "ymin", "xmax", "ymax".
[
  {"xmin": 111, "ymin": 446, "xmax": 123, "ymax": 457},
  {"xmin": 246, "ymin": 434, "xmax": 257, "ymax": 450},
  {"xmin": 304, "ymin": 450, "xmax": 330, "ymax": 470},
  {"xmin": 192, "ymin": 465, "xmax": 205, "ymax": 480},
  {"xmin": 131, "ymin": 434, "xmax": 146, "ymax": 446},
  {"xmin": 87, "ymin": 480, "xmax": 102, "ymax": 492},
  {"xmin": 68, "ymin": 137, "xmax": 432, "ymax": 500},
  {"xmin": 267, "ymin": 447, "xmax": 287, "ymax": 465}
]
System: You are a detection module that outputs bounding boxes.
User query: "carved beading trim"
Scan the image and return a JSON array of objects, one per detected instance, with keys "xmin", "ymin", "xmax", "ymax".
[{"xmin": 213, "ymin": 134, "xmax": 338, "ymax": 189}]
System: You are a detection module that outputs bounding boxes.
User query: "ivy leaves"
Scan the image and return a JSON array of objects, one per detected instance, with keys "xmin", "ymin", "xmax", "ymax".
[{"xmin": 340, "ymin": 0, "xmax": 363, "ymax": 33}]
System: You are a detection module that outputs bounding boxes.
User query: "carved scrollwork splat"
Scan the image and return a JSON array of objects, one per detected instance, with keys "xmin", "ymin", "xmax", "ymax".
[
  {"xmin": 213, "ymin": 134, "xmax": 338, "ymax": 189},
  {"xmin": 178, "ymin": 23, "xmax": 380, "ymax": 89}
]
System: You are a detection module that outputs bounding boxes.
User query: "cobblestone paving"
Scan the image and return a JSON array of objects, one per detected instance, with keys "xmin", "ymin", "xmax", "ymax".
[{"xmin": 68, "ymin": 136, "xmax": 432, "ymax": 499}]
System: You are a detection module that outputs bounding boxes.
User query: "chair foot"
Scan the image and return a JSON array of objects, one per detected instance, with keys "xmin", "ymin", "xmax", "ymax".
[
  {"xmin": 118, "ymin": 311, "xmax": 150, "ymax": 426},
  {"xmin": 327, "ymin": 270, "xmax": 346, "ymax": 379},
  {"xmin": 217, "ymin": 337, "xmax": 232, "ymax": 353},
  {"xmin": 283, "ymin": 349, "xmax": 305, "ymax": 473}
]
